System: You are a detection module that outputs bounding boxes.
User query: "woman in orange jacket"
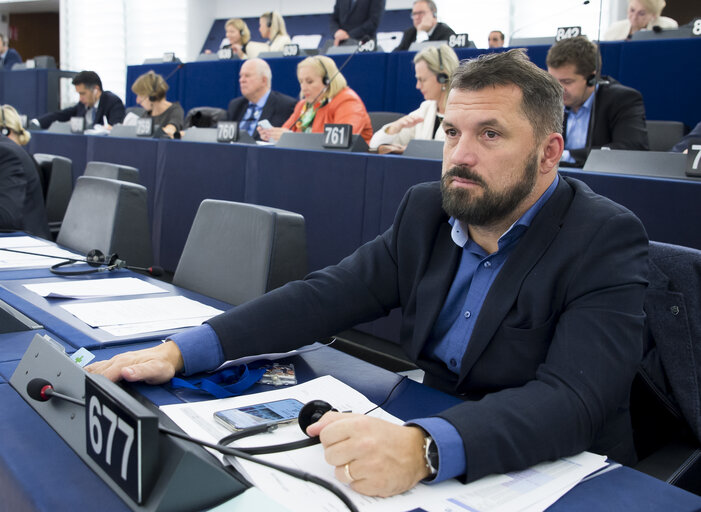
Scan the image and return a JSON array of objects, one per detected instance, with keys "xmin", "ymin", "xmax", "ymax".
[{"xmin": 257, "ymin": 55, "xmax": 373, "ymax": 144}]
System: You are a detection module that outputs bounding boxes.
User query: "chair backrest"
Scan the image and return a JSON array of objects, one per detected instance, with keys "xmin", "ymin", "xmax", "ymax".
[
  {"xmin": 57, "ymin": 176, "xmax": 153, "ymax": 268},
  {"xmin": 32, "ymin": 153, "xmax": 74, "ymax": 230},
  {"xmin": 403, "ymin": 139, "xmax": 443, "ymax": 160},
  {"xmin": 84, "ymin": 161, "xmax": 140, "ymax": 184},
  {"xmin": 184, "ymin": 107, "xmax": 228, "ymax": 128},
  {"xmin": 125, "ymin": 106, "xmax": 146, "ymax": 117},
  {"xmin": 368, "ymin": 111, "xmax": 404, "ymax": 133},
  {"xmin": 646, "ymin": 120, "xmax": 687, "ymax": 152},
  {"xmin": 173, "ymin": 199, "xmax": 307, "ymax": 305},
  {"xmin": 632, "ymin": 241, "xmax": 701, "ymax": 495},
  {"xmin": 47, "ymin": 121, "xmax": 73, "ymax": 134}
]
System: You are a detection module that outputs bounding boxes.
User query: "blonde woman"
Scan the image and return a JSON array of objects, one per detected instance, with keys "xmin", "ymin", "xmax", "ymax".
[
  {"xmin": 370, "ymin": 44, "xmax": 458, "ymax": 152},
  {"xmin": 258, "ymin": 55, "xmax": 373, "ymax": 143},
  {"xmin": 224, "ymin": 18, "xmax": 252, "ymax": 59},
  {"xmin": 0, "ymin": 104, "xmax": 50, "ymax": 239},
  {"xmin": 603, "ymin": 0, "xmax": 677, "ymax": 40},
  {"xmin": 259, "ymin": 11, "xmax": 292, "ymax": 52}
]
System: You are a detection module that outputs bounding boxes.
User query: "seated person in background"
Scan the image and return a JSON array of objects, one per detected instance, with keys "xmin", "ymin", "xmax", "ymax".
[
  {"xmin": 36, "ymin": 71, "xmax": 125, "ymax": 129},
  {"xmin": 223, "ymin": 18, "xmax": 252, "ymax": 59},
  {"xmin": 130, "ymin": 70, "xmax": 184, "ymax": 138},
  {"xmin": 89, "ymin": 49, "xmax": 649, "ymax": 498},
  {"xmin": 330, "ymin": 0, "xmax": 385, "ymax": 46},
  {"xmin": 0, "ymin": 34, "xmax": 22, "ymax": 69},
  {"xmin": 0, "ymin": 104, "xmax": 50, "ymax": 239},
  {"xmin": 370, "ymin": 45, "xmax": 458, "ymax": 152},
  {"xmin": 394, "ymin": 0, "xmax": 455, "ymax": 52},
  {"xmin": 603, "ymin": 0, "xmax": 677, "ymax": 40},
  {"xmin": 227, "ymin": 59, "xmax": 297, "ymax": 140},
  {"xmin": 546, "ymin": 36, "xmax": 648, "ymax": 167},
  {"xmin": 671, "ymin": 121, "xmax": 701, "ymax": 153},
  {"xmin": 258, "ymin": 56, "xmax": 373, "ymax": 144},
  {"xmin": 259, "ymin": 11, "xmax": 292, "ymax": 53},
  {"xmin": 488, "ymin": 30, "xmax": 505, "ymax": 48}
]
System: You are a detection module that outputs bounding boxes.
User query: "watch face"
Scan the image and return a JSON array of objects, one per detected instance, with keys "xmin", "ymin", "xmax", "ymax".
[{"xmin": 425, "ymin": 435, "xmax": 439, "ymax": 474}]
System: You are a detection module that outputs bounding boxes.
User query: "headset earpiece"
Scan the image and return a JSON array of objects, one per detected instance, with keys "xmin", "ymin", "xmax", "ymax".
[
  {"xmin": 85, "ymin": 249, "xmax": 106, "ymax": 266},
  {"xmin": 0, "ymin": 105, "xmax": 10, "ymax": 137},
  {"xmin": 586, "ymin": 73, "xmax": 597, "ymax": 87},
  {"xmin": 265, "ymin": 12, "xmax": 272, "ymax": 28},
  {"xmin": 317, "ymin": 57, "xmax": 331, "ymax": 86},
  {"xmin": 298, "ymin": 400, "xmax": 334, "ymax": 433},
  {"xmin": 436, "ymin": 47, "xmax": 449, "ymax": 85}
]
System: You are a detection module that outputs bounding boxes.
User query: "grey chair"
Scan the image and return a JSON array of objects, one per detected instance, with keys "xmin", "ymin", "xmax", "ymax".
[
  {"xmin": 184, "ymin": 107, "xmax": 228, "ymax": 128},
  {"xmin": 84, "ymin": 161, "xmax": 140, "ymax": 184},
  {"xmin": 646, "ymin": 120, "xmax": 687, "ymax": 152},
  {"xmin": 32, "ymin": 153, "xmax": 73, "ymax": 238},
  {"xmin": 57, "ymin": 176, "xmax": 153, "ymax": 268},
  {"xmin": 368, "ymin": 111, "xmax": 404, "ymax": 133},
  {"xmin": 125, "ymin": 106, "xmax": 146, "ymax": 117},
  {"xmin": 173, "ymin": 200, "xmax": 307, "ymax": 305},
  {"xmin": 631, "ymin": 241, "xmax": 701, "ymax": 496}
]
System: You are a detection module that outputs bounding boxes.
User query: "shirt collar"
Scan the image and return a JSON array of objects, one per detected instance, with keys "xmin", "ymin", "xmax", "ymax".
[
  {"xmin": 565, "ymin": 84, "xmax": 597, "ymax": 116},
  {"xmin": 253, "ymin": 89, "xmax": 271, "ymax": 109},
  {"xmin": 450, "ymin": 174, "xmax": 560, "ymax": 248}
]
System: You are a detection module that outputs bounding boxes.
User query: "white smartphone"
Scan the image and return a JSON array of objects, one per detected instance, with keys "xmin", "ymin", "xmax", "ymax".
[
  {"xmin": 213, "ymin": 398, "xmax": 304, "ymax": 431},
  {"xmin": 257, "ymin": 119, "xmax": 272, "ymax": 130}
]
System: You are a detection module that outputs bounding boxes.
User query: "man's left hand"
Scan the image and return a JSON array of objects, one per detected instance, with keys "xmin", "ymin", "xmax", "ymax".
[{"xmin": 307, "ymin": 412, "xmax": 430, "ymax": 497}]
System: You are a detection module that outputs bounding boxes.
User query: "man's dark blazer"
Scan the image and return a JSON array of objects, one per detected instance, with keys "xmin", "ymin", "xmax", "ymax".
[
  {"xmin": 0, "ymin": 48, "xmax": 22, "ymax": 69},
  {"xmin": 227, "ymin": 90, "xmax": 297, "ymax": 141},
  {"xmin": 330, "ymin": 0, "xmax": 386, "ymax": 40},
  {"xmin": 37, "ymin": 90, "xmax": 126, "ymax": 129},
  {"xmin": 0, "ymin": 136, "xmax": 50, "ymax": 239},
  {"xmin": 207, "ymin": 176, "xmax": 649, "ymax": 483},
  {"xmin": 564, "ymin": 79, "xmax": 649, "ymax": 167},
  {"xmin": 394, "ymin": 22, "xmax": 456, "ymax": 52}
]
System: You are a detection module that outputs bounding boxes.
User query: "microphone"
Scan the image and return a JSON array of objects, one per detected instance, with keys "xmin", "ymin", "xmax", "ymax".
[
  {"xmin": 0, "ymin": 247, "xmax": 164, "ymax": 277},
  {"xmin": 26, "ymin": 378, "xmax": 85, "ymax": 406},
  {"xmin": 162, "ymin": 63, "xmax": 184, "ymax": 82},
  {"xmin": 24, "ymin": 382, "xmax": 358, "ymax": 512},
  {"xmin": 286, "ymin": 36, "xmax": 372, "ymax": 131}
]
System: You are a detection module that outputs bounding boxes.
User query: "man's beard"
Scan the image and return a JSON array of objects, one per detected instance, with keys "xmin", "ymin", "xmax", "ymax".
[{"xmin": 441, "ymin": 150, "xmax": 539, "ymax": 226}]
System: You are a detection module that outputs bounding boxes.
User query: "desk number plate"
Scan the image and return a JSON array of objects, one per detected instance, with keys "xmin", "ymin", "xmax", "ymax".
[
  {"xmin": 217, "ymin": 121, "xmax": 239, "ymax": 142},
  {"xmin": 323, "ymin": 123, "xmax": 352, "ymax": 148}
]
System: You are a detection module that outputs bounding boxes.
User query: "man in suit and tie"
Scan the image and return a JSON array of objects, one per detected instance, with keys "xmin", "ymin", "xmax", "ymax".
[
  {"xmin": 90, "ymin": 50, "xmax": 648, "ymax": 498},
  {"xmin": 36, "ymin": 71, "xmax": 125, "ymax": 129},
  {"xmin": 546, "ymin": 36, "xmax": 649, "ymax": 167},
  {"xmin": 227, "ymin": 59, "xmax": 296, "ymax": 140},
  {"xmin": 0, "ymin": 34, "xmax": 22, "ymax": 69},
  {"xmin": 394, "ymin": 0, "xmax": 455, "ymax": 52},
  {"xmin": 330, "ymin": 0, "xmax": 386, "ymax": 46}
]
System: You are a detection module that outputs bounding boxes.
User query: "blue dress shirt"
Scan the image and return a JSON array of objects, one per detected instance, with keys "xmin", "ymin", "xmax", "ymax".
[
  {"xmin": 172, "ymin": 175, "xmax": 561, "ymax": 484},
  {"xmin": 561, "ymin": 87, "xmax": 596, "ymax": 164},
  {"xmin": 239, "ymin": 89, "xmax": 271, "ymax": 136}
]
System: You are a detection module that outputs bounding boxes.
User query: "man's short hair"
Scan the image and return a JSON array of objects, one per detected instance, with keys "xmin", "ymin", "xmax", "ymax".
[
  {"xmin": 490, "ymin": 30, "xmax": 505, "ymax": 42},
  {"xmin": 72, "ymin": 71, "xmax": 103, "ymax": 91},
  {"xmin": 413, "ymin": 0, "xmax": 437, "ymax": 16},
  {"xmin": 250, "ymin": 58, "xmax": 272, "ymax": 86},
  {"xmin": 545, "ymin": 36, "xmax": 600, "ymax": 78},
  {"xmin": 451, "ymin": 49, "xmax": 564, "ymax": 140}
]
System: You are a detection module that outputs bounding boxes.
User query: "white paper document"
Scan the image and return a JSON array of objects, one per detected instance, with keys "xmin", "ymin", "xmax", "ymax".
[
  {"xmin": 0, "ymin": 244, "xmax": 84, "ymax": 269},
  {"xmin": 161, "ymin": 376, "xmax": 608, "ymax": 512},
  {"xmin": 0, "ymin": 236, "xmax": 52, "ymax": 249},
  {"xmin": 24, "ymin": 277, "xmax": 167, "ymax": 299},
  {"xmin": 61, "ymin": 295, "xmax": 224, "ymax": 336}
]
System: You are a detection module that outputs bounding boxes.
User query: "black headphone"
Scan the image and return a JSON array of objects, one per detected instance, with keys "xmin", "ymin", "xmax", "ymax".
[
  {"xmin": 218, "ymin": 400, "xmax": 335, "ymax": 454},
  {"xmin": 50, "ymin": 249, "xmax": 123, "ymax": 276},
  {"xmin": 317, "ymin": 57, "xmax": 331, "ymax": 86},
  {"xmin": 435, "ymin": 47, "xmax": 449, "ymax": 85},
  {"xmin": 0, "ymin": 105, "xmax": 10, "ymax": 137},
  {"xmin": 148, "ymin": 72, "xmax": 159, "ymax": 102},
  {"xmin": 264, "ymin": 12, "xmax": 273, "ymax": 28},
  {"xmin": 586, "ymin": 73, "xmax": 597, "ymax": 87}
]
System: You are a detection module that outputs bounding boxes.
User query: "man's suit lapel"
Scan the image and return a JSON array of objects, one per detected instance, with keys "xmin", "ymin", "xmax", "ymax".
[
  {"xmin": 458, "ymin": 177, "xmax": 573, "ymax": 381},
  {"xmin": 259, "ymin": 92, "xmax": 275, "ymax": 121},
  {"xmin": 409, "ymin": 220, "xmax": 461, "ymax": 359}
]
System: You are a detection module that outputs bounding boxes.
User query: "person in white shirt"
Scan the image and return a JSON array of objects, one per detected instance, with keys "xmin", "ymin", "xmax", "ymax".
[
  {"xmin": 370, "ymin": 44, "xmax": 458, "ymax": 152},
  {"xmin": 259, "ymin": 11, "xmax": 292, "ymax": 53},
  {"xmin": 603, "ymin": 0, "xmax": 677, "ymax": 41}
]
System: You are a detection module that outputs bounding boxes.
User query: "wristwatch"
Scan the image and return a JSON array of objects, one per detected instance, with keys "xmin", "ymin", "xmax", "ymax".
[{"xmin": 423, "ymin": 433, "xmax": 439, "ymax": 476}]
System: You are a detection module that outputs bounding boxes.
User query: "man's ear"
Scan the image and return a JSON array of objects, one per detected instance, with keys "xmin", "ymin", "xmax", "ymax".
[{"xmin": 540, "ymin": 132, "xmax": 564, "ymax": 174}]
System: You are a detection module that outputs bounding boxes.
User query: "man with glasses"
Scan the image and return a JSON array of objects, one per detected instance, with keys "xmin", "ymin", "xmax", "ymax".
[{"xmin": 394, "ymin": 0, "xmax": 456, "ymax": 52}]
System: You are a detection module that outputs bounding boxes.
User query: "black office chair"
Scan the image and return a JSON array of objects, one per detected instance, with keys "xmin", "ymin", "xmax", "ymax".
[
  {"xmin": 631, "ymin": 241, "xmax": 701, "ymax": 496},
  {"xmin": 647, "ymin": 120, "xmax": 687, "ymax": 152},
  {"xmin": 84, "ymin": 161, "xmax": 140, "ymax": 184},
  {"xmin": 184, "ymin": 107, "xmax": 228, "ymax": 128},
  {"xmin": 57, "ymin": 176, "xmax": 154, "ymax": 268},
  {"xmin": 32, "ymin": 153, "xmax": 73, "ymax": 239},
  {"xmin": 172, "ymin": 199, "xmax": 307, "ymax": 305},
  {"xmin": 368, "ymin": 111, "xmax": 404, "ymax": 133}
]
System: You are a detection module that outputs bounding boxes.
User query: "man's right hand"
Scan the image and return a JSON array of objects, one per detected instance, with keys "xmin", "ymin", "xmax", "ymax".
[{"xmin": 85, "ymin": 341, "xmax": 184, "ymax": 384}]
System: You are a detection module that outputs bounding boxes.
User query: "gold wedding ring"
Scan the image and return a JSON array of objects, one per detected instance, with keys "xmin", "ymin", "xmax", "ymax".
[{"xmin": 344, "ymin": 462, "xmax": 354, "ymax": 482}]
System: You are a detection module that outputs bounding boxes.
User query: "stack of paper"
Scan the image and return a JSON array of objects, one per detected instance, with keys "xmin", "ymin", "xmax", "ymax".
[
  {"xmin": 24, "ymin": 277, "xmax": 167, "ymax": 299},
  {"xmin": 162, "ymin": 376, "xmax": 608, "ymax": 512},
  {"xmin": 0, "ymin": 236, "xmax": 83, "ymax": 269}
]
